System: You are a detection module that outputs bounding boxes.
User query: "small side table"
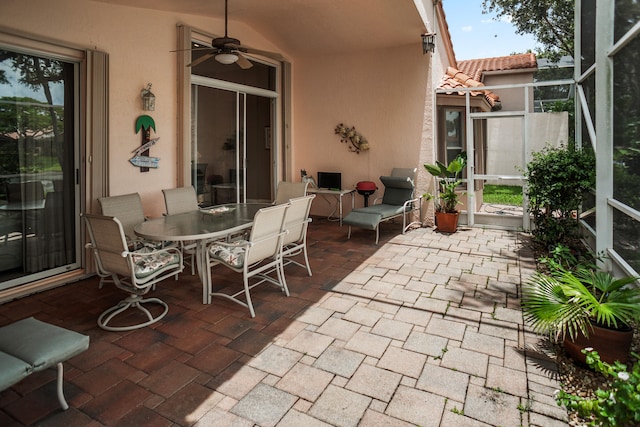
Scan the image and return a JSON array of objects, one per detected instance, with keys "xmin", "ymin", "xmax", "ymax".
[{"xmin": 306, "ymin": 188, "xmax": 355, "ymax": 226}]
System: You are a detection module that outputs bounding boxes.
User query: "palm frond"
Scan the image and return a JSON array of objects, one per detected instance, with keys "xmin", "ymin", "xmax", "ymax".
[
  {"xmin": 522, "ymin": 269, "xmax": 640, "ymax": 341},
  {"xmin": 522, "ymin": 273, "xmax": 591, "ymax": 340}
]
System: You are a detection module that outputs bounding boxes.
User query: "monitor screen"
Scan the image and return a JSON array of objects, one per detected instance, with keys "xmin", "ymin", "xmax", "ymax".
[{"xmin": 317, "ymin": 172, "xmax": 342, "ymax": 190}]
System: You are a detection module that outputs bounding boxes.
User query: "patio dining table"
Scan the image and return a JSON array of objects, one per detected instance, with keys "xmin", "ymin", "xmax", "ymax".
[{"xmin": 134, "ymin": 203, "xmax": 270, "ymax": 304}]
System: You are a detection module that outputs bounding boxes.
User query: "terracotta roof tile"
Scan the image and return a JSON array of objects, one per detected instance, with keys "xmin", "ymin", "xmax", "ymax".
[
  {"xmin": 438, "ymin": 67, "xmax": 501, "ymax": 110},
  {"xmin": 457, "ymin": 53, "xmax": 537, "ymax": 81}
]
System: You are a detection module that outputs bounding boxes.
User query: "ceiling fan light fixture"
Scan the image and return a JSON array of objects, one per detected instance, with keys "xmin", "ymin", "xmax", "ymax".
[{"xmin": 215, "ymin": 52, "xmax": 238, "ymax": 65}]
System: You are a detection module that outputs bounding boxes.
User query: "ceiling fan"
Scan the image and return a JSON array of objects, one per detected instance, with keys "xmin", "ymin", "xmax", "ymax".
[{"xmin": 185, "ymin": 0, "xmax": 282, "ymax": 69}]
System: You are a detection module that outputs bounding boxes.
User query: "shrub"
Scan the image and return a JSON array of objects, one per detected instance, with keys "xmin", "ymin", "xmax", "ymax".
[{"xmin": 524, "ymin": 144, "xmax": 595, "ymax": 248}]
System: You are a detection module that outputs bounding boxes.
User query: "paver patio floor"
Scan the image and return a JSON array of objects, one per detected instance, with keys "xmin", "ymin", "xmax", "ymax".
[{"xmin": 0, "ymin": 217, "xmax": 568, "ymax": 426}]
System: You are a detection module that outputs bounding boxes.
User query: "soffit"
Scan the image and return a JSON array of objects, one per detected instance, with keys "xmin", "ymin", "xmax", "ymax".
[{"xmin": 90, "ymin": 0, "xmax": 427, "ymax": 56}]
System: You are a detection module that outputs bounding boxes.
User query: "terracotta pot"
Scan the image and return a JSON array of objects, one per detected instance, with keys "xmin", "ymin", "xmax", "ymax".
[
  {"xmin": 563, "ymin": 323, "xmax": 634, "ymax": 365},
  {"xmin": 435, "ymin": 211, "xmax": 459, "ymax": 233}
]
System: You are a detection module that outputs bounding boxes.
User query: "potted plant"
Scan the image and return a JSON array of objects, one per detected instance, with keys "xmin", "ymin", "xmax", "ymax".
[
  {"xmin": 522, "ymin": 267, "xmax": 640, "ymax": 364},
  {"xmin": 424, "ymin": 152, "xmax": 466, "ymax": 233}
]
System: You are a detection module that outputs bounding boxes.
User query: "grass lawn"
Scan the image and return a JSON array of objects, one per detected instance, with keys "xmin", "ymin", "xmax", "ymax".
[{"xmin": 483, "ymin": 184, "xmax": 523, "ymax": 206}]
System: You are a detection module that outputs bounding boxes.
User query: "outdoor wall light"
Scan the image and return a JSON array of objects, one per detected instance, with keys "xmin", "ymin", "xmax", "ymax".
[
  {"xmin": 422, "ymin": 33, "xmax": 436, "ymax": 54},
  {"xmin": 215, "ymin": 52, "xmax": 239, "ymax": 65},
  {"xmin": 141, "ymin": 83, "xmax": 155, "ymax": 111}
]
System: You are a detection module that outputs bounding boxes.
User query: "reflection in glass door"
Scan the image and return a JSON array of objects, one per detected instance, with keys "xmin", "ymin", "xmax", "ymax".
[
  {"xmin": 192, "ymin": 85, "xmax": 272, "ymax": 206},
  {"xmin": 0, "ymin": 49, "xmax": 78, "ymax": 288}
]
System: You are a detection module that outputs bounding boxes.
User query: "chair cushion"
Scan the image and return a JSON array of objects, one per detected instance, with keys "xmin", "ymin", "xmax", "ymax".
[
  {"xmin": 379, "ymin": 176, "xmax": 414, "ymax": 206},
  {"xmin": 128, "ymin": 238, "xmax": 172, "ymax": 252},
  {"xmin": 132, "ymin": 247, "xmax": 181, "ymax": 279},
  {"xmin": 352, "ymin": 204, "xmax": 408, "ymax": 219},
  {"xmin": 0, "ymin": 317, "xmax": 89, "ymax": 372},
  {"xmin": 208, "ymin": 242, "xmax": 247, "ymax": 268},
  {"xmin": 343, "ymin": 211, "xmax": 383, "ymax": 230},
  {"xmin": 381, "ymin": 187, "xmax": 414, "ymax": 206},
  {"xmin": 0, "ymin": 352, "xmax": 31, "ymax": 391}
]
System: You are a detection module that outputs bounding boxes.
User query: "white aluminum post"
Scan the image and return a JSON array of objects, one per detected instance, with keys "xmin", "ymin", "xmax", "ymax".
[
  {"xmin": 594, "ymin": 0, "xmax": 614, "ymax": 270},
  {"xmin": 465, "ymin": 91, "xmax": 474, "ymax": 226}
]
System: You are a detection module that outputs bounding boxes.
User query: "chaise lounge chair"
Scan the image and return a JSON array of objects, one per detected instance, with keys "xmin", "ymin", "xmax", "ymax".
[{"xmin": 343, "ymin": 168, "xmax": 422, "ymax": 244}]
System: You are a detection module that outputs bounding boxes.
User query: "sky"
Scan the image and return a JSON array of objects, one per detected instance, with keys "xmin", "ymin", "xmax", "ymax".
[
  {"xmin": 442, "ymin": 0, "xmax": 540, "ymax": 61},
  {"xmin": 0, "ymin": 60, "xmax": 65, "ymax": 105}
]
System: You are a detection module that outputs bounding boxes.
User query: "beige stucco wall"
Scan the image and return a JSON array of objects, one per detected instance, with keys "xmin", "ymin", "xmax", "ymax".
[
  {"xmin": 0, "ymin": 0, "xmax": 439, "ymax": 220},
  {"xmin": 0, "ymin": 0, "xmax": 284, "ymax": 217},
  {"xmin": 483, "ymin": 72, "xmax": 535, "ymax": 112},
  {"xmin": 293, "ymin": 46, "xmax": 432, "ymax": 216}
]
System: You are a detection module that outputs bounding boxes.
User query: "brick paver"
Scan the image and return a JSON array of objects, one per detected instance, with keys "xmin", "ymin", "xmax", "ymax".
[{"xmin": 0, "ymin": 223, "xmax": 568, "ymax": 426}]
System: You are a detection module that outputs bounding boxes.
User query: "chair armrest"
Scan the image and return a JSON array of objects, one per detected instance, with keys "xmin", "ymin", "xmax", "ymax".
[
  {"xmin": 402, "ymin": 195, "xmax": 423, "ymax": 209},
  {"xmin": 85, "ymin": 242, "xmax": 129, "ymax": 258},
  {"xmin": 247, "ymin": 230, "xmax": 288, "ymax": 247}
]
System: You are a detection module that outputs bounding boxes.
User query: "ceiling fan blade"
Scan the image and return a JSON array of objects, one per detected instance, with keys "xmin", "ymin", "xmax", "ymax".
[
  {"xmin": 243, "ymin": 47, "xmax": 285, "ymax": 62},
  {"xmin": 187, "ymin": 52, "xmax": 216, "ymax": 67},
  {"xmin": 171, "ymin": 46, "xmax": 216, "ymax": 53},
  {"xmin": 236, "ymin": 53, "xmax": 253, "ymax": 69}
]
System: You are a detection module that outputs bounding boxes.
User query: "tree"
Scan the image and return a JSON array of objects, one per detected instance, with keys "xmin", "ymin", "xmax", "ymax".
[
  {"xmin": 0, "ymin": 96, "xmax": 63, "ymax": 174},
  {"xmin": 0, "ymin": 50, "xmax": 67, "ymax": 173},
  {"xmin": 481, "ymin": 0, "xmax": 574, "ymax": 60},
  {"xmin": 0, "ymin": 96, "xmax": 58, "ymax": 139}
]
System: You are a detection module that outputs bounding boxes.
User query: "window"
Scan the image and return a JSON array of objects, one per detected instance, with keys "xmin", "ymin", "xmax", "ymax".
[
  {"xmin": 189, "ymin": 36, "xmax": 279, "ymax": 204},
  {"xmin": 0, "ymin": 37, "xmax": 91, "ymax": 292},
  {"xmin": 191, "ymin": 42, "xmax": 276, "ymax": 91},
  {"xmin": 440, "ymin": 107, "xmax": 465, "ymax": 165}
]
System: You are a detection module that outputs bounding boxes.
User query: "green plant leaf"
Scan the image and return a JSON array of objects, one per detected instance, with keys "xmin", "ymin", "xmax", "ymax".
[
  {"xmin": 135, "ymin": 115, "xmax": 156, "ymax": 134},
  {"xmin": 522, "ymin": 269, "xmax": 640, "ymax": 340},
  {"xmin": 424, "ymin": 163, "xmax": 446, "ymax": 177},
  {"xmin": 447, "ymin": 158, "xmax": 464, "ymax": 174}
]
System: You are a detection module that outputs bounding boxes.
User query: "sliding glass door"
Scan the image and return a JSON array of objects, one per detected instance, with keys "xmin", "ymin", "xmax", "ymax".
[
  {"xmin": 0, "ymin": 48, "xmax": 79, "ymax": 288},
  {"xmin": 189, "ymin": 44, "xmax": 278, "ymax": 206},
  {"xmin": 191, "ymin": 83, "xmax": 275, "ymax": 206}
]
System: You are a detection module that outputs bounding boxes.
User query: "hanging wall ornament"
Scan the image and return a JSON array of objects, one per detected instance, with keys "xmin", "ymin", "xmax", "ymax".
[
  {"xmin": 131, "ymin": 115, "xmax": 160, "ymax": 170},
  {"xmin": 334, "ymin": 123, "xmax": 370, "ymax": 154}
]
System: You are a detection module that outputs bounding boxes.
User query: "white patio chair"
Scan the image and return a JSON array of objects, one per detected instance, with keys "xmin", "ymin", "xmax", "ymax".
[
  {"xmin": 98, "ymin": 193, "xmax": 148, "ymax": 247},
  {"xmin": 97, "ymin": 192, "xmax": 171, "ymax": 287},
  {"xmin": 273, "ymin": 181, "xmax": 308, "ymax": 205},
  {"xmin": 97, "ymin": 192, "xmax": 145, "ymax": 237},
  {"xmin": 83, "ymin": 213, "xmax": 184, "ymax": 331},
  {"xmin": 162, "ymin": 186, "xmax": 199, "ymax": 274},
  {"xmin": 281, "ymin": 194, "xmax": 315, "ymax": 276},
  {"xmin": 162, "ymin": 186, "xmax": 200, "ymax": 215},
  {"xmin": 204, "ymin": 203, "xmax": 289, "ymax": 317}
]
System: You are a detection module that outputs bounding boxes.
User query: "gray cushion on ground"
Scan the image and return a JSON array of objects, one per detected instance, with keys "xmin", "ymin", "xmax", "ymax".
[{"xmin": 0, "ymin": 317, "xmax": 90, "ymax": 371}]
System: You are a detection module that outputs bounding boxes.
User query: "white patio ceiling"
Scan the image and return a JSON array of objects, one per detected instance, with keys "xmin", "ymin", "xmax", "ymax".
[{"xmin": 91, "ymin": 0, "xmax": 428, "ymax": 56}]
